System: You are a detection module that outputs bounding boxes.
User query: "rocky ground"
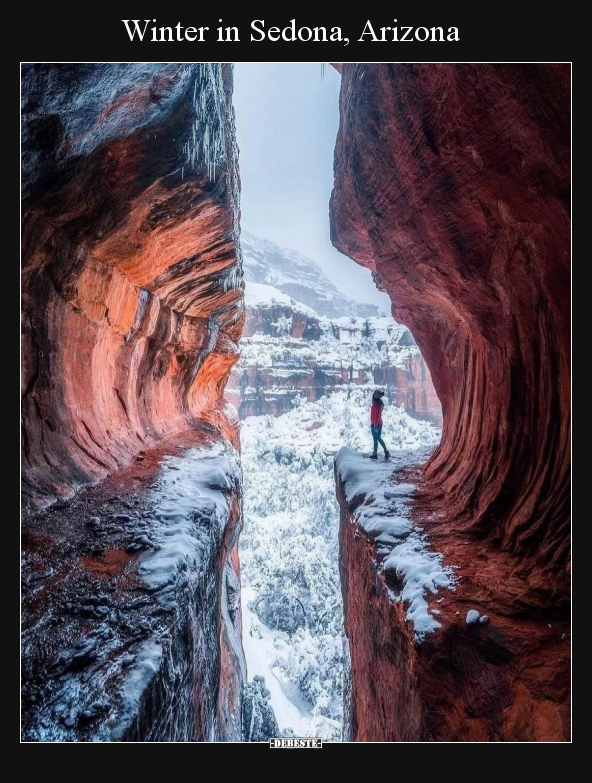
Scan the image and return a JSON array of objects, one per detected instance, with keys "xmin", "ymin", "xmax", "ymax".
[{"xmin": 21, "ymin": 426, "xmax": 244, "ymax": 742}]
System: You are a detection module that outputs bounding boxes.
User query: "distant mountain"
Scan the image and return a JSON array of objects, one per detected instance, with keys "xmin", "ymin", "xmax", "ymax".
[{"xmin": 240, "ymin": 231, "xmax": 385, "ymax": 318}]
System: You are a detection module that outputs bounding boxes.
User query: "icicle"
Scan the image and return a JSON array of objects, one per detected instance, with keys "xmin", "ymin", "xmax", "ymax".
[
  {"xmin": 184, "ymin": 63, "xmax": 228, "ymax": 183},
  {"xmin": 220, "ymin": 265, "xmax": 242, "ymax": 293}
]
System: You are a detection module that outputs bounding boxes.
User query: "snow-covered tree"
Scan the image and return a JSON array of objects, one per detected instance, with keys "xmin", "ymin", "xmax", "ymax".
[
  {"xmin": 239, "ymin": 388, "xmax": 441, "ymax": 738},
  {"xmin": 242, "ymin": 676, "xmax": 280, "ymax": 742}
]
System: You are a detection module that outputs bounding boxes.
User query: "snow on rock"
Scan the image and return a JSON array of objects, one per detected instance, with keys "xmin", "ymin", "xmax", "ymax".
[
  {"xmin": 116, "ymin": 642, "xmax": 163, "ymax": 736},
  {"xmin": 139, "ymin": 443, "xmax": 240, "ymax": 607},
  {"xmin": 242, "ymin": 231, "xmax": 384, "ymax": 318},
  {"xmin": 244, "ymin": 281, "xmax": 317, "ymax": 317},
  {"xmin": 336, "ymin": 447, "xmax": 407, "ymax": 504},
  {"xmin": 21, "ymin": 430, "xmax": 245, "ymax": 742},
  {"xmin": 383, "ymin": 536, "xmax": 453, "ymax": 638},
  {"xmin": 335, "ymin": 447, "xmax": 455, "ymax": 641},
  {"xmin": 466, "ymin": 610, "xmax": 481, "ymax": 625}
]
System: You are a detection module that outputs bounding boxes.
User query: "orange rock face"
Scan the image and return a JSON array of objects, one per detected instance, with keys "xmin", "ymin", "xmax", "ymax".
[
  {"xmin": 331, "ymin": 64, "xmax": 570, "ymax": 741},
  {"xmin": 21, "ymin": 65, "xmax": 246, "ymax": 741},
  {"xmin": 21, "ymin": 64, "xmax": 244, "ymax": 510}
]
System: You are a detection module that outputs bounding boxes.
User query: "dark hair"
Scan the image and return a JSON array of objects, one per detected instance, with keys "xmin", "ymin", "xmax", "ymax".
[{"xmin": 372, "ymin": 389, "xmax": 385, "ymax": 404}]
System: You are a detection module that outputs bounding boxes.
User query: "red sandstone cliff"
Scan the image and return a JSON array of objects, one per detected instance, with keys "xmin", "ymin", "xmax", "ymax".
[
  {"xmin": 21, "ymin": 63, "xmax": 244, "ymax": 510},
  {"xmin": 331, "ymin": 63, "xmax": 570, "ymax": 741},
  {"xmin": 227, "ymin": 296, "xmax": 442, "ymax": 422},
  {"xmin": 21, "ymin": 64, "xmax": 245, "ymax": 742}
]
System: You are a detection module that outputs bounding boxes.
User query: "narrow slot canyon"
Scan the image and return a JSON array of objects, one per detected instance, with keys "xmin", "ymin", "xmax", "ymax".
[{"xmin": 21, "ymin": 62, "xmax": 571, "ymax": 743}]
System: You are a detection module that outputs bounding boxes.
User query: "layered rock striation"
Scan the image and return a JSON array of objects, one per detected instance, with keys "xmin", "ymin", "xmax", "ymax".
[
  {"xmin": 331, "ymin": 63, "xmax": 571, "ymax": 741},
  {"xmin": 227, "ymin": 252, "xmax": 441, "ymax": 422},
  {"xmin": 21, "ymin": 63, "xmax": 244, "ymax": 510}
]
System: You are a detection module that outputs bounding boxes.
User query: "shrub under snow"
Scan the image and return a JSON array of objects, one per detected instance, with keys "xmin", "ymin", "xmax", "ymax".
[{"xmin": 240, "ymin": 387, "xmax": 441, "ymax": 739}]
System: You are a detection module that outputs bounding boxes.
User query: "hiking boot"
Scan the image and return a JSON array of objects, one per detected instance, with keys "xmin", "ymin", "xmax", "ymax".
[
  {"xmin": 384, "ymin": 451, "xmax": 391, "ymax": 460},
  {"xmin": 369, "ymin": 453, "xmax": 378, "ymax": 460}
]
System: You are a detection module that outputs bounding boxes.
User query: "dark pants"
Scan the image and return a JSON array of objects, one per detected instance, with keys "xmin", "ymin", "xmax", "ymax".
[{"xmin": 371, "ymin": 424, "xmax": 387, "ymax": 454}]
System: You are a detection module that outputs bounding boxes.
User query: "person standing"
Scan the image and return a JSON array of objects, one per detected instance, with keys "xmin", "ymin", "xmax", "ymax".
[{"xmin": 370, "ymin": 390, "xmax": 390, "ymax": 460}]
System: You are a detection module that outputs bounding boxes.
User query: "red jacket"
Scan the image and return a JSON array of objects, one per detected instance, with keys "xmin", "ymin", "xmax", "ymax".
[{"xmin": 371, "ymin": 401, "xmax": 383, "ymax": 426}]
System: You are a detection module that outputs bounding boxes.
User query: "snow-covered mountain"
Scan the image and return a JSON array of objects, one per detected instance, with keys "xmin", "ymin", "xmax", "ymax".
[
  {"xmin": 227, "ymin": 280, "xmax": 442, "ymax": 424},
  {"xmin": 241, "ymin": 231, "xmax": 385, "ymax": 318}
]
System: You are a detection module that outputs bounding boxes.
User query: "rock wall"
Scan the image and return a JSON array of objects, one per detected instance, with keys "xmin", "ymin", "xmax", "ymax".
[
  {"xmin": 331, "ymin": 64, "xmax": 570, "ymax": 741},
  {"xmin": 21, "ymin": 64, "xmax": 245, "ymax": 742},
  {"xmin": 21, "ymin": 63, "xmax": 244, "ymax": 510},
  {"xmin": 22, "ymin": 430, "xmax": 245, "ymax": 742},
  {"xmin": 227, "ymin": 299, "xmax": 442, "ymax": 422},
  {"xmin": 336, "ymin": 455, "xmax": 570, "ymax": 742}
]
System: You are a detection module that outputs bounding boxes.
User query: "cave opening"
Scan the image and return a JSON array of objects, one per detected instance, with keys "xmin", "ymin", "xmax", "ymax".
[
  {"xmin": 21, "ymin": 61, "xmax": 571, "ymax": 744},
  {"xmin": 21, "ymin": 60, "xmax": 571, "ymax": 744},
  {"xmin": 229, "ymin": 63, "xmax": 442, "ymax": 741}
]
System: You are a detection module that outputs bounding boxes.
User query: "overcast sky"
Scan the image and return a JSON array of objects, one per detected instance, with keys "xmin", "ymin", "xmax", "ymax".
[{"xmin": 233, "ymin": 62, "xmax": 391, "ymax": 310}]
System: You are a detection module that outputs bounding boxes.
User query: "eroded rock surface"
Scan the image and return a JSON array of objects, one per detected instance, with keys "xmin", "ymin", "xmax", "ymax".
[
  {"xmin": 21, "ymin": 63, "xmax": 245, "ymax": 742},
  {"xmin": 21, "ymin": 63, "xmax": 243, "ymax": 510},
  {"xmin": 22, "ymin": 429, "xmax": 245, "ymax": 742},
  {"xmin": 331, "ymin": 63, "xmax": 570, "ymax": 741},
  {"xmin": 336, "ymin": 453, "xmax": 570, "ymax": 742}
]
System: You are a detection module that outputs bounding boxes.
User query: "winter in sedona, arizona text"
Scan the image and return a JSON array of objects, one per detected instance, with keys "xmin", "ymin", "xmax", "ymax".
[{"xmin": 121, "ymin": 19, "xmax": 460, "ymax": 45}]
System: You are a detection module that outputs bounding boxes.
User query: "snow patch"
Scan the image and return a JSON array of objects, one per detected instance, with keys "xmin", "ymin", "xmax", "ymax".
[
  {"xmin": 139, "ymin": 442, "xmax": 240, "ymax": 607},
  {"xmin": 110, "ymin": 441, "xmax": 241, "ymax": 737},
  {"xmin": 114, "ymin": 641, "xmax": 163, "ymax": 738},
  {"xmin": 245, "ymin": 281, "xmax": 317, "ymax": 316}
]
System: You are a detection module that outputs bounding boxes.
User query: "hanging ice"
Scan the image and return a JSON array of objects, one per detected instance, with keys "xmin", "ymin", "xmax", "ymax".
[
  {"xmin": 183, "ymin": 63, "xmax": 228, "ymax": 181},
  {"xmin": 221, "ymin": 265, "xmax": 242, "ymax": 293}
]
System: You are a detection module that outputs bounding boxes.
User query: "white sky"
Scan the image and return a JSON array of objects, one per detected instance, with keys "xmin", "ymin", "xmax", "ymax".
[{"xmin": 233, "ymin": 62, "xmax": 391, "ymax": 310}]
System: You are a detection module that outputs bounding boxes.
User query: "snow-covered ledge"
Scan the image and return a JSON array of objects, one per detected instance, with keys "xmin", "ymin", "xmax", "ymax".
[
  {"xmin": 335, "ymin": 446, "xmax": 460, "ymax": 741},
  {"xmin": 21, "ymin": 432, "xmax": 245, "ymax": 742},
  {"xmin": 335, "ymin": 447, "xmax": 455, "ymax": 641}
]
